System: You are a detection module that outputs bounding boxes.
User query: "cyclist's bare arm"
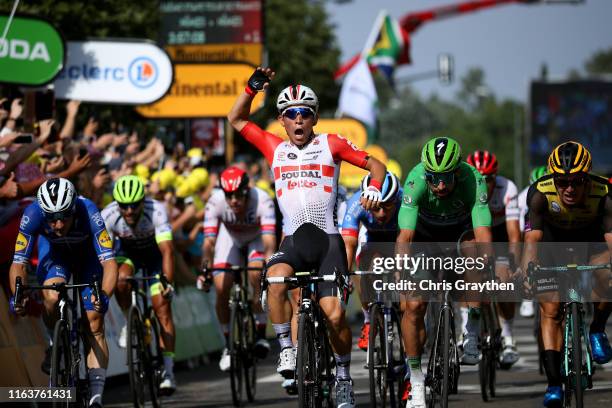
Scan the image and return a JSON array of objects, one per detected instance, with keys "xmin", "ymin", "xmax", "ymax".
[
  {"xmin": 228, "ymin": 67, "xmax": 275, "ymax": 132},
  {"xmin": 520, "ymin": 189, "xmax": 547, "ymax": 273},
  {"xmin": 9, "ymin": 262, "xmax": 27, "ymax": 294},
  {"xmin": 158, "ymin": 240, "xmax": 175, "ymax": 283},
  {"xmin": 100, "ymin": 259, "xmax": 118, "ymax": 297},
  {"xmin": 396, "ymin": 228, "xmax": 416, "ymax": 259},
  {"xmin": 262, "ymin": 233, "xmax": 276, "ymax": 261},
  {"xmin": 202, "ymin": 236, "xmax": 216, "ymax": 269},
  {"xmin": 342, "ymin": 235, "xmax": 358, "ymax": 271}
]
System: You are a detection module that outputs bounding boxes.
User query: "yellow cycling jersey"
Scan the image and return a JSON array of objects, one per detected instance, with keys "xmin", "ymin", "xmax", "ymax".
[{"xmin": 531, "ymin": 174, "xmax": 609, "ymax": 230}]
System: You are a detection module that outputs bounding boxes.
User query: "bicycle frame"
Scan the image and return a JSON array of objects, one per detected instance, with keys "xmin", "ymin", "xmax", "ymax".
[{"xmin": 529, "ymin": 261, "xmax": 612, "ymax": 405}]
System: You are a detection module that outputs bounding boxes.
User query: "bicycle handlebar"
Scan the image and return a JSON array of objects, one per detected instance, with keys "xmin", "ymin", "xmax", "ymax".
[
  {"xmin": 527, "ymin": 261, "xmax": 612, "ymax": 276},
  {"xmin": 266, "ymin": 274, "xmax": 337, "ymax": 285},
  {"xmin": 202, "ymin": 266, "xmax": 264, "ymax": 273},
  {"xmin": 14, "ymin": 277, "xmax": 101, "ymax": 303}
]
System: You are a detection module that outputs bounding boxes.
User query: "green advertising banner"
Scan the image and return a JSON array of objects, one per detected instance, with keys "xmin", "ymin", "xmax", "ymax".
[{"xmin": 0, "ymin": 15, "xmax": 65, "ymax": 85}]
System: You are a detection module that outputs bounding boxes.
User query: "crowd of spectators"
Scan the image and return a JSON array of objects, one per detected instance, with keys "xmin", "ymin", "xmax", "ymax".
[{"xmin": 0, "ymin": 96, "xmax": 277, "ymax": 293}]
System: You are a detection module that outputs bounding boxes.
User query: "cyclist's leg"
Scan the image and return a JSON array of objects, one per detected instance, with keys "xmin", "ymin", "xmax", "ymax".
[
  {"xmin": 458, "ymin": 230, "xmax": 483, "ymax": 364},
  {"xmin": 212, "ymin": 228, "xmax": 239, "ymax": 344},
  {"xmin": 589, "ymin": 247, "xmax": 612, "ymax": 363},
  {"xmin": 147, "ymin": 250, "xmax": 176, "ymax": 381},
  {"xmin": 355, "ymin": 227, "xmax": 372, "ymax": 347},
  {"xmin": 37, "ymin": 237, "xmax": 69, "ymax": 330},
  {"xmin": 317, "ymin": 233, "xmax": 355, "ymax": 405},
  {"xmin": 246, "ymin": 237, "xmax": 267, "ymax": 333},
  {"xmin": 355, "ymin": 241, "xmax": 378, "ymax": 351},
  {"xmin": 266, "ymin": 237, "xmax": 297, "ymax": 377},
  {"xmin": 495, "ymin": 258, "xmax": 520, "ymax": 365},
  {"xmin": 538, "ymin": 294, "xmax": 563, "ymax": 403},
  {"xmin": 113, "ymin": 254, "xmax": 135, "ymax": 313},
  {"xmin": 81, "ymin": 256, "xmax": 109, "ymax": 407},
  {"xmin": 36, "ymin": 237, "xmax": 68, "ymax": 373}
]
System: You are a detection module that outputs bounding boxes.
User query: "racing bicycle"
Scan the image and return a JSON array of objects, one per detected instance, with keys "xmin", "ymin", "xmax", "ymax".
[{"xmin": 14, "ymin": 276, "xmax": 102, "ymax": 408}]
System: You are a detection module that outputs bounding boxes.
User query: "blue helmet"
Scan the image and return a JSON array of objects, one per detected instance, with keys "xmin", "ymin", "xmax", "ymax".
[{"xmin": 361, "ymin": 171, "xmax": 400, "ymax": 203}]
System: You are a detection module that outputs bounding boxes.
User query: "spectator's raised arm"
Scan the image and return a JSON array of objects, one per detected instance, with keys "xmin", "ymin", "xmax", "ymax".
[{"xmin": 60, "ymin": 100, "xmax": 81, "ymax": 140}]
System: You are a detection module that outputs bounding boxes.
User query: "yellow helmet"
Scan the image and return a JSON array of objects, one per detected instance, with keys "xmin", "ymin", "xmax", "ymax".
[
  {"xmin": 547, "ymin": 141, "xmax": 592, "ymax": 175},
  {"xmin": 134, "ymin": 164, "xmax": 150, "ymax": 180},
  {"xmin": 190, "ymin": 167, "xmax": 210, "ymax": 189},
  {"xmin": 151, "ymin": 169, "xmax": 177, "ymax": 190}
]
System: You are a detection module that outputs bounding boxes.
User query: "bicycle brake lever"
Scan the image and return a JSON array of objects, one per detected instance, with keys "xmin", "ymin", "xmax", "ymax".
[{"xmin": 93, "ymin": 280, "xmax": 101, "ymax": 303}]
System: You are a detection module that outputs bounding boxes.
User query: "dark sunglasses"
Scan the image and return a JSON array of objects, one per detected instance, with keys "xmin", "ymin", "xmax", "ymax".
[
  {"xmin": 44, "ymin": 209, "xmax": 75, "ymax": 222},
  {"xmin": 425, "ymin": 171, "xmax": 455, "ymax": 186},
  {"xmin": 282, "ymin": 107, "xmax": 316, "ymax": 120},
  {"xmin": 224, "ymin": 190, "xmax": 247, "ymax": 200},
  {"xmin": 554, "ymin": 175, "xmax": 588, "ymax": 188},
  {"xmin": 118, "ymin": 201, "xmax": 143, "ymax": 210},
  {"xmin": 484, "ymin": 175, "xmax": 496, "ymax": 183}
]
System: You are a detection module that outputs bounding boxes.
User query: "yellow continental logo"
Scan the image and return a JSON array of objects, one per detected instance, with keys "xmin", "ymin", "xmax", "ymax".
[
  {"xmin": 98, "ymin": 230, "xmax": 113, "ymax": 249},
  {"xmin": 15, "ymin": 232, "xmax": 28, "ymax": 252}
]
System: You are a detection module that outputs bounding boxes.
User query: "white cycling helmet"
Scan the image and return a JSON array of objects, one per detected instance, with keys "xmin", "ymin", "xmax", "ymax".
[
  {"xmin": 361, "ymin": 171, "xmax": 400, "ymax": 203},
  {"xmin": 37, "ymin": 178, "xmax": 77, "ymax": 214},
  {"xmin": 276, "ymin": 84, "xmax": 319, "ymax": 113}
]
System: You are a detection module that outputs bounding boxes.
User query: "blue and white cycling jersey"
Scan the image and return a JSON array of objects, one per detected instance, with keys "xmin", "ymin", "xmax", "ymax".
[
  {"xmin": 340, "ymin": 189, "xmax": 402, "ymax": 242},
  {"xmin": 13, "ymin": 196, "xmax": 114, "ymax": 284}
]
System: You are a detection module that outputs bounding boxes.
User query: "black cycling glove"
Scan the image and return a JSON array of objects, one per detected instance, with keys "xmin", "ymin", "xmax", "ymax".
[{"xmin": 247, "ymin": 69, "xmax": 269, "ymax": 93}]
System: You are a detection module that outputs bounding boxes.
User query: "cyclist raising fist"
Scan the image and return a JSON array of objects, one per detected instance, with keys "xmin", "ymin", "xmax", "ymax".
[{"xmin": 228, "ymin": 67, "xmax": 387, "ymax": 408}]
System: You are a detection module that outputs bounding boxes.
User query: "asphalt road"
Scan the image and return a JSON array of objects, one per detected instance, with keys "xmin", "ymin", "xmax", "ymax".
[{"xmin": 105, "ymin": 313, "xmax": 612, "ymax": 407}]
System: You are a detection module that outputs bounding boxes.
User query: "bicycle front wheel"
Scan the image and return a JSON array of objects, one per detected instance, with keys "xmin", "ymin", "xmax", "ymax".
[
  {"xmin": 229, "ymin": 303, "xmax": 244, "ymax": 407},
  {"xmin": 127, "ymin": 306, "xmax": 146, "ymax": 408},
  {"xmin": 51, "ymin": 320, "xmax": 72, "ymax": 408},
  {"xmin": 297, "ymin": 312, "xmax": 316, "ymax": 408},
  {"xmin": 440, "ymin": 306, "xmax": 451, "ymax": 408},
  {"xmin": 368, "ymin": 303, "xmax": 388, "ymax": 408},
  {"xmin": 243, "ymin": 308, "xmax": 257, "ymax": 402},
  {"xmin": 571, "ymin": 302, "xmax": 584, "ymax": 408}
]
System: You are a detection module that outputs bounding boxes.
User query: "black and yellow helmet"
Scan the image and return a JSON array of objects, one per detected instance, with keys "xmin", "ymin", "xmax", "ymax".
[{"xmin": 547, "ymin": 141, "xmax": 592, "ymax": 175}]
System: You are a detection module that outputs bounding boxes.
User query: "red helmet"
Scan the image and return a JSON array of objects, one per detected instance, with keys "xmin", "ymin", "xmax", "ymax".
[
  {"xmin": 467, "ymin": 150, "xmax": 498, "ymax": 176},
  {"xmin": 220, "ymin": 166, "xmax": 249, "ymax": 193}
]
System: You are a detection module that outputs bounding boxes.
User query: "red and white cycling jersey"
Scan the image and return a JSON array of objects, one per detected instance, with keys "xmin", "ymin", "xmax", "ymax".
[
  {"xmin": 203, "ymin": 186, "xmax": 276, "ymax": 245},
  {"xmin": 240, "ymin": 122, "xmax": 368, "ymax": 235},
  {"xmin": 489, "ymin": 175, "xmax": 519, "ymax": 227}
]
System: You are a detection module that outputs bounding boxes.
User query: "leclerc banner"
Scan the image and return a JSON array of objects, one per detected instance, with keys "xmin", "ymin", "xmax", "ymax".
[
  {"xmin": 0, "ymin": 15, "xmax": 65, "ymax": 86},
  {"xmin": 54, "ymin": 40, "xmax": 173, "ymax": 104}
]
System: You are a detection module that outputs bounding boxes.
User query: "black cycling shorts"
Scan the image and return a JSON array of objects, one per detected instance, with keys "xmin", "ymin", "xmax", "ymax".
[{"xmin": 267, "ymin": 224, "xmax": 348, "ymax": 298}]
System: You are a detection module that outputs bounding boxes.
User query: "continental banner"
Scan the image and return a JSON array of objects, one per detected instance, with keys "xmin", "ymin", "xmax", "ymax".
[{"xmin": 136, "ymin": 63, "xmax": 265, "ymax": 118}]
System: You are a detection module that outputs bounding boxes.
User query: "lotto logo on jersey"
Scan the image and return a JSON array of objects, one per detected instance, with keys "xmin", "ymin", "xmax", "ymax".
[
  {"xmin": 281, "ymin": 170, "xmax": 321, "ymax": 180},
  {"xmin": 14, "ymin": 232, "xmax": 30, "ymax": 253},
  {"xmin": 97, "ymin": 230, "xmax": 113, "ymax": 250},
  {"xmin": 288, "ymin": 179, "xmax": 318, "ymax": 190}
]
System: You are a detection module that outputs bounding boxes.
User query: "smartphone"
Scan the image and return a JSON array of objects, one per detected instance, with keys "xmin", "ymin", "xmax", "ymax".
[
  {"xmin": 35, "ymin": 90, "xmax": 55, "ymax": 121},
  {"xmin": 79, "ymin": 147, "xmax": 88, "ymax": 158},
  {"xmin": 14, "ymin": 134, "xmax": 33, "ymax": 144}
]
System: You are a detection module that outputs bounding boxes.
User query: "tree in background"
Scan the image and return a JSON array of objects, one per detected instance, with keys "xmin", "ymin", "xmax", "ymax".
[
  {"xmin": 584, "ymin": 47, "xmax": 612, "ymax": 75},
  {"xmin": 378, "ymin": 68, "xmax": 524, "ymax": 182},
  {"xmin": 0, "ymin": 0, "xmax": 159, "ymax": 40},
  {"xmin": 251, "ymin": 0, "xmax": 341, "ymax": 125}
]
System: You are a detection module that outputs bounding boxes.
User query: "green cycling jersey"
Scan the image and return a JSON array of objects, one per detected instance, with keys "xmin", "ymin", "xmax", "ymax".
[{"xmin": 398, "ymin": 162, "xmax": 492, "ymax": 230}]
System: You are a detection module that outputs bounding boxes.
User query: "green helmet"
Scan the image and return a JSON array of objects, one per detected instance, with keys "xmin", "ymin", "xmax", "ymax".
[
  {"xmin": 421, "ymin": 137, "xmax": 462, "ymax": 173},
  {"xmin": 529, "ymin": 165, "xmax": 548, "ymax": 184},
  {"xmin": 113, "ymin": 175, "xmax": 145, "ymax": 204}
]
